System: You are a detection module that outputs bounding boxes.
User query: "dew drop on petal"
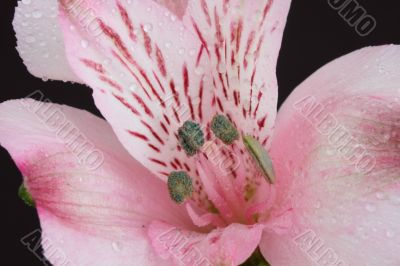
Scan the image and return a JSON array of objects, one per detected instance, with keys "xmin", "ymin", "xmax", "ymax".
[
  {"xmin": 365, "ymin": 203, "xmax": 376, "ymax": 213},
  {"xmin": 112, "ymin": 242, "xmax": 123, "ymax": 252},
  {"xmin": 32, "ymin": 10, "xmax": 42, "ymax": 19},
  {"xmin": 81, "ymin": 39, "xmax": 89, "ymax": 48}
]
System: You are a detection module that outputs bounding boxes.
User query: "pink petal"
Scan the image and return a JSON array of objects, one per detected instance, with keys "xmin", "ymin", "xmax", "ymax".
[
  {"xmin": 148, "ymin": 220, "xmax": 264, "ymax": 265},
  {"xmin": 0, "ymin": 99, "xmax": 192, "ymax": 265},
  {"xmin": 57, "ymin": 0, "xmax": 291, "ymax": 182},
  {"xmin": 183, "ymin": 0, "xmax": 292, "ymax": 147},
  {"xmin": 58, "ymin": 0, "xmax": 215, "ymax": 180},
  {"xmin": 13, "ymin": 0, "xmax": 81, "ymax": 82},
  {"xmin": 39, "ymin": 210, "xmax": 172, "ymax": 266},
  {"xmin": 261, "ymin": 45, "xmax": 400, "ymax": 266}
]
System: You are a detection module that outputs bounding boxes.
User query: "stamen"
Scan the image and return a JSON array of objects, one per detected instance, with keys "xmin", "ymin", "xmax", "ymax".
[
  {"xmin": 211, "ymin": 114, "xmax": 239, "ymax": 145},
  {"xmin": 18, "ymin": 184, "xmax": 35, "ymax": 207},
  {"xmin": 167, "ymin": 171, "xmax": 193, "ymax": 204},
  {"xmin": 243, "ymin": 135, "xmax": 276, "ymax": 184},
  {"xmin": 178, "ymin": 120, "xmax": 205, "ymax": 156}
]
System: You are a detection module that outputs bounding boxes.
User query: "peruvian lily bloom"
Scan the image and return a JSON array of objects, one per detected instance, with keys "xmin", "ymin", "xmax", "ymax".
[{"xmin": 3, "ymin": 0, "xmax": 400, "ymax": 265}]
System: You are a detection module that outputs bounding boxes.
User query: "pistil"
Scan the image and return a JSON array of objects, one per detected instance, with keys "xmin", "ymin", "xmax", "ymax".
[{"xmin": 243, "ymin": 135, "xmax": 276, "ymax": 184}]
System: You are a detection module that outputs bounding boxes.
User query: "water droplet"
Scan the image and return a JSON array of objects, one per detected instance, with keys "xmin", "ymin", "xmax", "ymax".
[
  {"xmin": 112, "ymin": 242, "xmax": 123, "ymax": 252},
  {"xmin": 25, "ymin": 36, "xmax": 36, "ymax": 43},
  {"xmin": 178, "ymin": 48, "xmax": 185, "ymax": 55},
  {"xmin": 195, "ymin": 66, "xmax": 204, "ymax": 75},
  {"xmin": 128, "ymin": 83, "xmax": 138, "ymax": 92},
  {"xmin": 376, "ymin": 192, "xmax": 385, "ymax": 200},
  {"xmin": 164, "ymin": 42, "xmax": 171, "ymax": 49},
  {"xmin": 32, "ymin": 10, "xmax": 43, "ymax": 19},
  {"xmin": 81, "ymin": 39, "xmax": 89, "ymax": 48},
  {"xmin": 365, "ymin": 203, "xmax": 376, "ymax": 213},
  {"xmin": 386, "ymin": 230, "xmax": 395, "ymax": 238},
  {"xmin": 22, "ymin": 0, "xmax": 31, "ymax": 4},
  {"xmin": 143, "ymin": 23, "xmax": 153, "ymax": 32}
]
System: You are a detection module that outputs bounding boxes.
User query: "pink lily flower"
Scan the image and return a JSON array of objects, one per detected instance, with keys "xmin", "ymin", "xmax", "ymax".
[{"xmin": 3, "ymin": 0, "xmax": 400, "ymax": 265}]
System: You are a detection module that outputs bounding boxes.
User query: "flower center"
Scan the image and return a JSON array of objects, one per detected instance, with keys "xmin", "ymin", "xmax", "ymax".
[{"xmin": 168, "ymin": 114, "xmax": 277, "ymax": 227}]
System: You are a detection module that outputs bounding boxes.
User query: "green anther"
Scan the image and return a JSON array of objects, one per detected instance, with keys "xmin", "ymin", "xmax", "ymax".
[
  {"xmin": 178, "ymin": 120, "xmax": 205, "ymax": 156},
  {"xmin": 243, "ymin": 135, "xmax": 276, "ymax": 184},
  {"xmin": 167, "ymin": 171, "xmax": 193, "ymax": 204},
  {"xmin": 211, "ymin": 114, "xmax": 239, "ymax": 145},
  {"xmin": 18, "ymin": 184, "xmax": 35, "ymax": 207}
]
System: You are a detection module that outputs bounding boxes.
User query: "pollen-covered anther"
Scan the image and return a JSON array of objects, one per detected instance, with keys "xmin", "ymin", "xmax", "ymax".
[
  {"xmin": 243, "ymin": 135, "xmax": 276, "ymax": 184},
  {"xmin": 178, "ymin": 120, "xmax": 205, "ymax": 156},
  {"xmin": 211, "ymin": 114, "xmax": 239, "ymax": 145},
  {"xmin": 167, "ymin": 171, "xmax": 193, "ymax": 204}
]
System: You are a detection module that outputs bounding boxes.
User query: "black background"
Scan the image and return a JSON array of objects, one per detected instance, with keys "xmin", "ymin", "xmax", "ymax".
[{"xmin": 1, "ymin": 0, "xmax": 399, "ymax": 265}]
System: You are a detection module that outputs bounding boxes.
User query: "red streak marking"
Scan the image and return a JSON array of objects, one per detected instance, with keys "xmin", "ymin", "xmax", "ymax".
[
  {"xmin": 242, "ymin": 107, "xmax": 247, "ymax": 118},
  {"xmin": 214, "ymin": 8, "xmax": 223, "ymax": 46},
  {"xmin": 196, "ymin": 45, "xmax": 205, "ymax": 67},
  {"xmin": 236, "ymin": 19, "xmax": 243, "ymax": 53},
  {"xmin": 169, "ymin": 80, "xmax": 180, "ymax": 106},
  {"xmin": 200, "ymin": 0, "xmax": 212, "ymax": 26},
  {"xmin": 243, "ymin": 31, "xmax": 255, "ymax": 69},
  {"xmin": 225, "ymin": 72, "xmax": 230, "ymax": 88},
  {"xmin": 255, "ymin": 34, "xmax": 265, "ymax": 60},
  {"xmin": 173, "ymin": 108, "xmax": 181, "ymax": 123},
  {"xmin": 159, "ymin": 172, "xmax": 169, "ymax": 177},
  {"xmin": 113, "ymin": 93, "xmax": 140, "ymax": 115},
  {"xmin": 132, "ymin": 92, "xmax": 154, "ymax": 118},
  {"xmin": 218, "ymin": 73, "xmax": 228, "ymax": 99},
  {"xmin": 191, "ymin": 18, "xmax": 210, "ymax": 55},
  {"xmin": 174, "ymin": 158, "xmax": 183, "ymax": 168},
  {"xmin": 139, "ymin": 69, "xmax": 165, "ymax": 107},
  {"xmin": 117, "ymin": 2, "xmax": 136, "ymax": 42},
  {"xmin": 251, "ymin": 68, "xmax": 256, "ymax": 87},
  {"xmin": 231, "ymin": 50, "xmax": 236, "ymax": 66},
  {"xmin": 111, "ymin": 50, "xmax": 151, "ymax": 100},
  {"xmin": 141, "ymin": 24, "xmax": 153, "ymax": 56},
  {"xmin": 253, "ymin": 91, "xmax": 263, "ymax": 117},
  {"xmin": 163, "ymin": 114, "xmax": 171, "ymax": 125},
  {"xmin": 183, "ymin": 64, "xmax": 189, "ymax": 96},
  {"xmin": 257, "ymin": 115, "xmax": 267, "ymax": 129},
  {"xmin": 249, "ymin": 81, "xmax": 254, "ymax": 115},
  {"xmin": 214, "ymin": 44, "xmax": 221, "ymax": 64},
  {"xmin": 148, "ymin": 143, "xmax": 161, "ymax": 153},
  {"xmin": 211, "ymin": 96, "xmax": 216, "ymax": 107},
  {"xmin": 233, "ymin": 90, "xmax": 239, "ymax": 106},
  {"xmin": 188, "ymin": 97, "xmax": 195, "ymax": 120},
  {"xmin": 80, "ymin": 59, "xmax": 105, "ymax": 74},
  {"xmin": 100, "ymin": 75, "xmax": 123, "ymax": 92},
  {"xmin": 149, "ymin": 158, "xmax": 167, "ymax": 167},
  {"xmin": 198, "ymin": 77, "xmax": 204, "ymax": 120},
  {"xmin": 216, "ymin": 97, "xmax": 224, "ymax": 112},
  {"xmin": 98, "ymin": 19, "xmax": 136, "ymax": 67},
  {"xmin": 170, "ymin": 161, "xmax": 178, "ymax": 170},
  {"xmin": 153, "ymin": 72, "xmax": 166, "ymax": 94},
  {"xmin": 142, "ymin": 120, "xmax": 165, "ymax": 145},
  {"xmin": 260, "ymin": 0, "xmax": 274, "ymax": 28},
  {"xmin": 184, "ymin": 163, "xmax": 191, "ymax": 172},
  {"xmin": 155, "ymin": 46, "xmax": 167, "ymax": 77},
  {"xmin": 127, "ymin": 130, "xmax": 148, "ymax": 141},
  {"xmin": 262, "ymin": 137, "xmax": 269, "ymax": 146},
  {"xmin": 160, "ymin": 122, "xmax": 169, "ymax": 134}
]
